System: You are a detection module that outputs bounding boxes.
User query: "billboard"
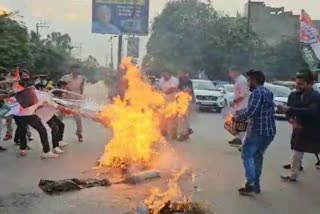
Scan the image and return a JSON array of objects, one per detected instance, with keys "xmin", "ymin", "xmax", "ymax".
[
  {"xmin": 127, "ymin": 37, "xmax": 140, "ymax": 58},
  {"xmin": 92, "ymin": 0, "xmax": 149, "ymax": 35}
]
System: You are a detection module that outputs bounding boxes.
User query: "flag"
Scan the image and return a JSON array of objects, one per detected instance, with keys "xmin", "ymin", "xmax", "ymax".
[{"xmin": 300, "ymin": 10, "xmax": 320, "ymax": 72}]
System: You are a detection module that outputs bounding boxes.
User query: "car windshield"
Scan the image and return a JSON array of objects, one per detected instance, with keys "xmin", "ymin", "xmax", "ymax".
[
  {"xmin": 193, "ymin": 81, "xmax": 215, "ymax": 91},
  {"xmin": 265, "ymin": 85, "xmax": 291, "ymax": 97},
  {"xmin": 224, "ymin": 85, "xmax": 234, "ymax": 93}
]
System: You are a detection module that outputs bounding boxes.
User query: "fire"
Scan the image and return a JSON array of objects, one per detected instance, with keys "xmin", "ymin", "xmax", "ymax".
[
  {"xmin": 145, "ymin": 167, "xmax": 188, "ymax": 213},
  {"xmin": 97, "ymin": 57, "xmax": 191, "ymax": 168}
]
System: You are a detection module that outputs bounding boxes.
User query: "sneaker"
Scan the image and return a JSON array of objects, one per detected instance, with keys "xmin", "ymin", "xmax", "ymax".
[
  {"xmin": 0, "ymin": 146, "xmax": 7, "ymax": 152},
  {"xmin": 238, "ymin": 183, "xmax": 256, "ymax": 196},
  {"xmin": 282, "ymin": 164, "xmax": 303, "ymax": 171},
  {"xmin": 188, "ymin": 128, "xmax": 194, "ymax": 135},
  {"xmin": 77, "ymin": 134, "xmax": 84, "ymax": 143},
  {"xmin": 53, "ymin": 147, "xmax": 64, "ymax": 154},
  {"xmin": 177, "ymin": 134, "xmax": 189, "ymax": 142},
  {"xmin": 254, "ymin": 183, "xmax": 261, "ymax": 194},
  {"xmin": 41, "ymin": 151, "xmax": 59, "ymax": 159},
  {"xmin": 280, "ymin": 175, "xmax": 297, "ymax": 182},
  {"xmin": 27, "ymin": 136, "xmax": 34, "ymax": 141},
  {"xmin": 19, "ymin": 150, "xmax": 27, "ymax": 157},
  {"xmin": 228, "ymin": 138, "xmax": 242, "ymax": 148},
  {"xmin": 315, "ymin": 160, "xmax": 320, "ymax": 166},
  {"xmin": 59, "ymin": 141, "xmax": 69, "ymax": 148},
  {"xmin": 3, "ymin": 134, "xmax": 12, "ymax": 141}
]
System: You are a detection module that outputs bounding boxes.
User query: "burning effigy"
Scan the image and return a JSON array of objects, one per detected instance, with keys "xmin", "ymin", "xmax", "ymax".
[{"xmin": 96, "ymin": 57, "xmax": 191, "ymax": 169}]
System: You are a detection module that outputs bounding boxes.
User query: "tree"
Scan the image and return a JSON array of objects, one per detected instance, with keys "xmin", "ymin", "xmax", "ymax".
[
  {"xmin": 0, "ymin": 12, "xmax": 33, "ymax": 69},
  {"xmin": 145, "ymin": 0, "xmax": 261, "ymax": 79},
  {"xmin": 253, "ymin": 37, "xmax": 308, "ymax": 79}
]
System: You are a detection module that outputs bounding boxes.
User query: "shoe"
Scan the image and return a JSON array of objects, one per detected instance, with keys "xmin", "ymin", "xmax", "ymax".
[
  {"xmin": 77, "ymin": 134, "xmax": 84, "ymax": 143},
  {"xmin": 280, "ymin": 175, "xmax": 297, "ymax": 182},
  {"xmin": 26, "ymin": 145, "xmax": 31, "ymax": 151},
  {"xmin": 188, "ymin": 128, "xmax": 194, "ymax": 135},
  {"xmin": 3, "ymin": 134, "xmax": 12, "ymax": 141},
  {"xmin": 59, "ymin": 141, "xmax": 69, "ymax": 147},
  {"xmin": 53, "ymin": 147, "xmax": 64, "ymax": 154},
  {"xmin": 238, "ymin": 147, "xmax": 242, "ymax": 152},
  {"xmin": 28, "ymin": 136, "xmax": 33, "ymax": 141},
  {"xmin": 0, "ymin": 146, "xmax": 7, "ymax": 152},
  {"xmin": 315, "ymin": 160, "xmax": 320, "ymax": 166},
  {"xmin": 228, "ymin": 138, "xmax": 242, "ymax": 148},
  {"xmin": 238, "ymin": 183, "xmax": 256, "ymax": 196},
  {"xmin": 282, "ymin": 164, "xmax": 303, "ymax": 171},
  {"xmin": 177, "ymin": 134, "xmax": 189, "ymax": 142},
  {"xmin": 41, "ymin": 151, "xmax": 59, "ymax": 159},
  {"xmin": 19, "ymin": 150, "xmax": 27, "ymax": 157},
  {"xmin": 254, "ymin": 183, "xmax": 261, "ymax": 194}
]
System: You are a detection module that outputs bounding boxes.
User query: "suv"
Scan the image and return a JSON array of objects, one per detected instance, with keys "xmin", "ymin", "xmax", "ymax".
[{"xmin": 191, "ymin": 79, "xmax": 225, "ymax": 112}]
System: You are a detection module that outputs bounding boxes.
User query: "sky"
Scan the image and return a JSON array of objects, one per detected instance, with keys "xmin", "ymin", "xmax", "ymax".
[{"xmin": 0, "ymin": 0, "xmax": 319, "ymax": 65}]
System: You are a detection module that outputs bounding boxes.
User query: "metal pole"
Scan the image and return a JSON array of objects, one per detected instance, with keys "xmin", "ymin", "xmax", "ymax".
[
  {"xmin": 117, "ymin": 35, "xmax": 123, "ymax": 68},
  {"xmin": 246, "ymin": 0, "xmax": 252, "ymax": 68},
  {"xmin": 247, "ymin": 0, "xmax": 251, "ymax": 34}
]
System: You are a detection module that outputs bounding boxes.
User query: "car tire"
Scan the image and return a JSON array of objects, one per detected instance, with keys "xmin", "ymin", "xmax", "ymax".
[{"xmin": 216, "ymin": 108, "xmax": 222, "ymax": 113}]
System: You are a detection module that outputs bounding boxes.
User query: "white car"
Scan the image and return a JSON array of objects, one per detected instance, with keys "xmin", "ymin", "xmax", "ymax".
[
  {"xmin": 220, "ymin": 84, "xmax": 235, "ymax": 105},
  {"xmin": 265, "ymin": 83, "xmax": 291, "ymax": 119},
  {"xmin": 315, "ymin": 83, "xmax": 320, "ymax": 92},
  {"xmin": 192, "ymin": 79, "xmax": 225, "ymax": 112}
]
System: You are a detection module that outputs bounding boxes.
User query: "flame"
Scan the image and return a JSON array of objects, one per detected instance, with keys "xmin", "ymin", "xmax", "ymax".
[
  {"xmin": 145, "ymin": 167, "xmax": 188, "ymax": 214},
  {"xmin": 97, "ymin": 57, "xmax": 191, "ymax": 168}
]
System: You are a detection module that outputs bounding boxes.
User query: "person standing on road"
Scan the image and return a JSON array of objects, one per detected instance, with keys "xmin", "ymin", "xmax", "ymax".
[
  {"xmin": 278, "ymin": 70, "xmax": 320, "ymax": 182},
  {"xmin": 177, "ymin": 71, "xmax": 194, "ymax": 141},
  {"xmin": 159, "ymin": 70, "xmax": 179, "ymax": 140},
  {"xmin": 228, "ymin": 67, "xmax": 250, "ymax": 148},
  {"xmin": 233, "ymin": 70, "xmax": 276, "ymax": 195},
  {"xmin": 60, "ymin": 64, "xmax": 86, "ymax": 143}
]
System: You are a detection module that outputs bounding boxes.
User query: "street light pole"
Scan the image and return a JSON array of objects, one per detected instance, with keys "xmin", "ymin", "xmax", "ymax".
[{"xmin": 247, "ymin": 0, "xmax": 251, "ymax": 34}]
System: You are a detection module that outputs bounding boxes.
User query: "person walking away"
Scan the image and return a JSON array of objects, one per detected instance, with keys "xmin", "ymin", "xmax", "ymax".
[
  {"xmin": 177, "ymin": 71, "xmax": 194, "ymax": 141},
  {"xmin": 60, "ymin": 64, "xmax": 86, "ymax": 142},
  {"xmin": 159, "ymin": 70, "xmax": 179, "ymax": 139},
  {"xmin": 278, "ymin": 70, "xmax": 320, "ymax": 182},
  {"xmin": 228, "ymin": 67, "xmax": 250, "ymax": 148},
  {"xmin": 233, "ymin": 70, "xmax": 276, "ymax": 195}
]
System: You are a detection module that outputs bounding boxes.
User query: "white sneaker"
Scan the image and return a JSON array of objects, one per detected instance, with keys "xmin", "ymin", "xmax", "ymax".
[
  {"xmin": 19, "ymin": 150, "xmax": 27, "ymax": 157},
  {"xmin": 53, "ymin": 147, "xmax": 64, "ymax": 154},
  {"xmin": 59, "ymin": 141, "xmax": 69, "ymax": 148},
  {"xmin": 41, "ymin": 151, "xmax": 59, "ymax": 159}
]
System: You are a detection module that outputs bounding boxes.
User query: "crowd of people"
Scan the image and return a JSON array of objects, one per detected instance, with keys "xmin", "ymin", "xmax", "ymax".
[
  {"xmin": 226, "ymin": 68, "xmax": 320, "ymax": 196},
  {"xmin": 0, "ymin": 64, "xmax": 86, "ymax": 159}
]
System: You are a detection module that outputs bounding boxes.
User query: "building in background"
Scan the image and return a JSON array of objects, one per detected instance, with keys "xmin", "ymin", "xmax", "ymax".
[{"xmin": 244, "ymin": 1, "xmax": 320, "ymax": 46}]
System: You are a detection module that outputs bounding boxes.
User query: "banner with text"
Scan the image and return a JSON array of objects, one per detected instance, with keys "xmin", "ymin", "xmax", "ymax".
[{"xmin": 92, "ymin": 0, "xmax": 149, "ymax": 35}]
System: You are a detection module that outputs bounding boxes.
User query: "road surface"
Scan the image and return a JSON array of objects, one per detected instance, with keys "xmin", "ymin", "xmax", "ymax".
[{"xmin": 0, "ymin": 83, "xmax": 319, "ymax": 214}]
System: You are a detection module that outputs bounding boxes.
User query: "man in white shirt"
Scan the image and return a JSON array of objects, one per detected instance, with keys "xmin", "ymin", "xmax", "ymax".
[
  {"xmin": 60, "ymin": 64, "xmax": 86, "ymax": 142},
  {"xmin": 159, "ymin": 71, "xmax": 179, "ymax": 139},
  {"xmin": 228, "ymin": 67, "xmax": 250, "ymax": 148}
]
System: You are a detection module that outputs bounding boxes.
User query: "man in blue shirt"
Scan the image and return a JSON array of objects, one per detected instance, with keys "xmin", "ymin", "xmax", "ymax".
[{"xmin": 234, "ymin": 70, "xmax": 276, "ymax": 195}]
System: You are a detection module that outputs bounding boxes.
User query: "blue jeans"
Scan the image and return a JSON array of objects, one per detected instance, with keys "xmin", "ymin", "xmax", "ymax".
[{"xmin": 241, "ymin": 133, "xmax": 274, "ymax": 185}]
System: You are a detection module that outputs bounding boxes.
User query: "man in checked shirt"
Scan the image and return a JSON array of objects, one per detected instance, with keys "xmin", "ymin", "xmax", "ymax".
[{"xmin": 233, "ymin": 70, "xmax": 276, "ymax": 196}]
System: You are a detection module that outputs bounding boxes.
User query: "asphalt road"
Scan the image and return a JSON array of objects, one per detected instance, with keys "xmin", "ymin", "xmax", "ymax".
[{"xmin": 0, "ymin": 85, "xmax": 319, "ymax": 214}]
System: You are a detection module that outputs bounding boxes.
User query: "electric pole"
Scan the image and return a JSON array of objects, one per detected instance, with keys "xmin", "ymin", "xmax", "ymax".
[
  {"xmin": 36, "ymin": 20, "xmax": 50, "ymax": 38},
  {"xmin": 71, "ymin": 43, "xmax": 82, "ymax": 62},
  {"xmin": 247, "ymin": 0, "xmax": 252, "ymax": 34}
]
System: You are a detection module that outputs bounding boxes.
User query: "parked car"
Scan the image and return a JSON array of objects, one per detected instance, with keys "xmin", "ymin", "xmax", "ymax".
[
  {"xmin": 264, "ymin": 83, "xmax": 291, "ymax": 118},
  {"xmin": 220, "ymin": 84, "xmax": 234, "ymax": 104},
  {"xmin": 314, "ymin": 82, "xmax": 320, "ymax": 92},
  {"xmin": 192, "ymin": 79, "xmax": 225, "ymax": 112},
  {"xmin": 212, "ymin": 80, "xmax": 229, "ymax": 87},
  {"xmin": 273, "ymin": 81, "xmax": 296, "ymax": 90}
]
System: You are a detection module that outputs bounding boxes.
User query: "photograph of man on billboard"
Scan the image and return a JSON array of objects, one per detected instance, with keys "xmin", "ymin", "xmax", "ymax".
[
  {"xmin": 92, "ymin": 4, "xmax": 121, "ymax": 34},
  {"xmin": 92, "ymin": 0, "xmax": 149, "ymax": 35}
]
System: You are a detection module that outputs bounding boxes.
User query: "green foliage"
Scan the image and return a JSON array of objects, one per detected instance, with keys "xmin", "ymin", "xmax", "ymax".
[
  {"xmin": 145, "ymin": 0, "xmax": 302, "ymax": 80},
  {"xmin": 0, "ymin": 12, "xmax": 101, "ymax": 81}
]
